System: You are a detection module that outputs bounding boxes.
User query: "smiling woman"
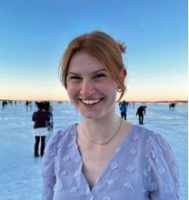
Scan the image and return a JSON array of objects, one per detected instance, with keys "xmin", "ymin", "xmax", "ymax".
[
  {"xmin": 42, "ymin": 31, "xmax": 180, "ymax": 200},
  {"xmin": 66, "ymin": 52, "xmax": 120, "ymax": 120}
]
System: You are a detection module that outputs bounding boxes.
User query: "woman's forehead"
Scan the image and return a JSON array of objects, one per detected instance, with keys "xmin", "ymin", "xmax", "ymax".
[{"xmin": 68, "ymin": 52, "xmax": 106, "ymax": 71}]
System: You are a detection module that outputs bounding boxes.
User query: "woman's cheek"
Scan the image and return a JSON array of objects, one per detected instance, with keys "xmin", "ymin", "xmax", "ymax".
[{"xmin": 67, "ymin": 84, "xmax": 78, "ymax": 100}]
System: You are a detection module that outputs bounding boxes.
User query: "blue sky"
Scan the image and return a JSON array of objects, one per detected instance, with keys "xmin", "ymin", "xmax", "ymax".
[{"xmin": 0, "ymin": 0, "xmax": 187, "ymax": 101}]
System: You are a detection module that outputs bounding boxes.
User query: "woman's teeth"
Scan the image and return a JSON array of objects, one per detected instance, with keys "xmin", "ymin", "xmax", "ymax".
[{"xmin": 81, "ymin": 99, "xmax": 101, "ymax": 105}]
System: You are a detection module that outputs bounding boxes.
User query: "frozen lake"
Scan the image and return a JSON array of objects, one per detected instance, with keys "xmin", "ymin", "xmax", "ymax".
[{"xmin": 0, "ymin": 101, "xmax": 187, "ymax": 199}]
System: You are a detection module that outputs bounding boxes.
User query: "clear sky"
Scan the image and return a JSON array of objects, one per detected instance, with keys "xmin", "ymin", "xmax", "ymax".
[{"xmin": 0, "ymin": 0, "xmax": 187, "ymax": 102}]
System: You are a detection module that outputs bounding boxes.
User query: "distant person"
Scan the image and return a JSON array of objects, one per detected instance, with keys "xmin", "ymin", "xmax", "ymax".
[
  {"xmin": 169, "ymin": 102, "xmax": 176, "ymax": 110},
  {"xmin": 42, "ymin": 31, "xmax": 179, "ymax": 199},
  {"xmin": 119, "ymin": 100, "xmax": 128, "ymax": 120},
  {"xmin": 2, "ymin": 100, "xmax": 8, "ymax": 109},
  {"xmin": 136, "ymin": 105, "xmax": 146, "ymax": 125},
  {"xmin": 32, "ymin": 102, "xmax": 50, "ymax": 157},
  {"xmin": 25, "ymin": 101, "xmax": 31, "ymax": 111}
]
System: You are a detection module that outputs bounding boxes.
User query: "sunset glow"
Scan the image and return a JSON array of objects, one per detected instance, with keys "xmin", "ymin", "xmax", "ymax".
[{"xmin": 0, "ymin": 0, "xmax": 187, "ymax": 102}]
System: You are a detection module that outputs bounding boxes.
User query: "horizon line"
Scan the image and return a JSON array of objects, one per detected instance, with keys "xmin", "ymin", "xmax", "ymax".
[{"xmin": 0, "ymin": 98, "xmax": 188, "ymax": 104}]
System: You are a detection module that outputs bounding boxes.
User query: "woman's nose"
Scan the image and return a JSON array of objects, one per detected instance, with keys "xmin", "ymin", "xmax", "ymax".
[{"xmin": 80, "ymin": 79, "xmax": 95, "ymax": 96}]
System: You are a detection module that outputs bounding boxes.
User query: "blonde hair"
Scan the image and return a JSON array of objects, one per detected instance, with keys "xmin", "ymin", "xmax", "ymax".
[{"xmin": 59, "ymin": 31, "xmax": 127, "ymax": 101}]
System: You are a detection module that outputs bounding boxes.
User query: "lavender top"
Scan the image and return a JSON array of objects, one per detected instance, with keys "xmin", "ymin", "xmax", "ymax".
[{"xmin": 42, "ymin": 124, "xmax": 179, "ymax": 200}]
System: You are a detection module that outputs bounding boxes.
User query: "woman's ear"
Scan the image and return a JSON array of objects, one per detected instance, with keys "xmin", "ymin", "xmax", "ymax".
[{"xmin": 120, "ymin": 68, "xmax": 127, "ymax": 81}]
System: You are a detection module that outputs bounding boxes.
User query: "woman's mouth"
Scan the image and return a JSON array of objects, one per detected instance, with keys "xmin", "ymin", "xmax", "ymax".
[{"xmin": 80, "ymin": 98, "xmax": 102, "ymax": 105}]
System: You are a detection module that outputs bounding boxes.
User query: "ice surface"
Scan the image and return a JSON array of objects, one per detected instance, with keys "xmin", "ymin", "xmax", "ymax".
[{"xmin": 0, "ymin": 101, "xmax": 187, "ymax": 199}]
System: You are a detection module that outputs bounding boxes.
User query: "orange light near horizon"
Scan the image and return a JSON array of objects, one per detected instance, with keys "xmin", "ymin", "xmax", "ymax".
[{"xmin": 1, "ymin": 84, "xmax": 187, "ymax": 102}]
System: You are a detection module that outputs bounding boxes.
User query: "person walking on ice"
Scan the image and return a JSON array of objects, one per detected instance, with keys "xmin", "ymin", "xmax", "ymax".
[
  {"xmin": 136, "ymin": 105, "xmax": 146, "ymax": 125},
  {"xmin": 32, "ymin": 102, "xmax": 50, "ymax": 157},
  {"xmin": 119, "ymin": 100, "xmax": 128, "ymax": 120}
]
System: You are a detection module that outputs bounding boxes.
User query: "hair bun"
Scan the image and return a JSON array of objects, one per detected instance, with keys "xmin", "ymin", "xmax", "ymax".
[{"xmin": 117, "ymin": 42, "xmax": 127, "ymax": 53}]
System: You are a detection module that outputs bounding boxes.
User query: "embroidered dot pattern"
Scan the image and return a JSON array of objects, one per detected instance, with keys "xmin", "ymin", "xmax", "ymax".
[{"xmin": 42, "ymin": 124, "xmax": 180, "ymax": 200}]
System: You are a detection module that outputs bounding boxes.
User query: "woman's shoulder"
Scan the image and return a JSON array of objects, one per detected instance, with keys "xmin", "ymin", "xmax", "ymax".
[
  {"xmin": 43, "ymin": 124, "xmax": 76, "ymax": 160},
  {"xmin": 50, "ymin": 124, "xmax": 76, "ymax": 141},
  {"xmin": 131, "ymin": 125, "xmax": 172, "ymax": 152},
  {"xmin": 131, "ymin": 125, "xmax": 178, "ymax": 171},
  {"xmin": 45, "ymin": 124, "xmax": 76, "ymax": 153},
  {"xmin": 130, "ymin": 125, "xmax": 153, "ymax": 141},
  {"xmin": 134, "ymin": 126, "xmax": 177, "ymax": 170}
]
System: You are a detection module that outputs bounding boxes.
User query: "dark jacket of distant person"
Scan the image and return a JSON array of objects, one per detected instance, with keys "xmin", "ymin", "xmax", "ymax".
[
  {"xmin": 136, "ymin": 106, "xmax": 146, "ymax": 116},
  {"xmin": 32, "ymin": 102, "xmax": 50, "ymax": 129}
]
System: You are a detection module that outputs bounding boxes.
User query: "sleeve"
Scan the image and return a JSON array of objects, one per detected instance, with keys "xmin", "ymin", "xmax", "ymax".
[
  {"xmin": 41, "ymin": 131, "xmax": 60, "ymax": 200},
  {"xmin": 32, "ymin": 112, "xmax": 36, "ymax": 121},
  {"xmin": 146, "ymin": 133, "xmax": 180, "ymax": 200}
]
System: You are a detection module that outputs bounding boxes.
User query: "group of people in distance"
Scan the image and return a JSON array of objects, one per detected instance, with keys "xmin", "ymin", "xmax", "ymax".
[{"xmin": 119, "ymin": 101, "xmax": 146, "ymax": 125}]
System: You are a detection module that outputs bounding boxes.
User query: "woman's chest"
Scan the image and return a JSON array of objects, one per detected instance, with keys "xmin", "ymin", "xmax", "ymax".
[
  {"xmin": 81, "ymin": 147, "xmax": 116, "ymax": 187},
  {"xmin": 53, "ymin": 128, "xmax": 151, "ymax": 199},
  {"xmin": 55, "ymin": 141, "xmax": 149, "ymax": 195}
]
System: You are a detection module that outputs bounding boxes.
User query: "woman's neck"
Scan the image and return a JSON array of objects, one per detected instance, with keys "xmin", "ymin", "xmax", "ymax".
[{"xmin": 82, "ymin": 114, "xmax": 122, "ymax": 145}]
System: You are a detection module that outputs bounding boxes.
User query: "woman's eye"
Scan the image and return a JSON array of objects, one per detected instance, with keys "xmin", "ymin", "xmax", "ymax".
[
  {"xmin": 68, "ymin": 76, "xmax": 82, "ymax": 81},
  {"xmin": 94, "ymin": 73, "xmax": 106, "ymax": 79}
]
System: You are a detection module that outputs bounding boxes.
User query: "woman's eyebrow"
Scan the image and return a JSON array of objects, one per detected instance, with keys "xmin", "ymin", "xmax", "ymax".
[
  {"xmin": 67, "ymin": 72, "xmax": 80, "ymax": 76},
  {"xmin": 68, "ymin": 69, "xmax": 107, "ymax": 76},
  {"xmin": 92, "ymin": 69, "xmax": 106, "ymax": 74}
]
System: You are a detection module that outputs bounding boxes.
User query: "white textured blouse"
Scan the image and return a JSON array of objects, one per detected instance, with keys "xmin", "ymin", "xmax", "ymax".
[{"xmin": 42, "ymin": 124, "xmax": 180, "ymax": 200}]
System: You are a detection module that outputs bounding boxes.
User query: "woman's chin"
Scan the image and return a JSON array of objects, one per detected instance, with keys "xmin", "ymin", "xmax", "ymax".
[{"xmin": 80, "ymin": 110, "xmax": 101, "ymax": 120}]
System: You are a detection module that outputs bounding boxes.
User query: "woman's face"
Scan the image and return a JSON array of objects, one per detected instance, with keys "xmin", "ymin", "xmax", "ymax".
[{"xmin": 66, "ymin": 52, "xmax": 118, "ymax": 120}]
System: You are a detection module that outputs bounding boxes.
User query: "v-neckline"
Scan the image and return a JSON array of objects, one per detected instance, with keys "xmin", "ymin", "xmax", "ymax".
[{"xmin": 72, "ymin": 123, "xmax": 136, "ymax": 192}]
